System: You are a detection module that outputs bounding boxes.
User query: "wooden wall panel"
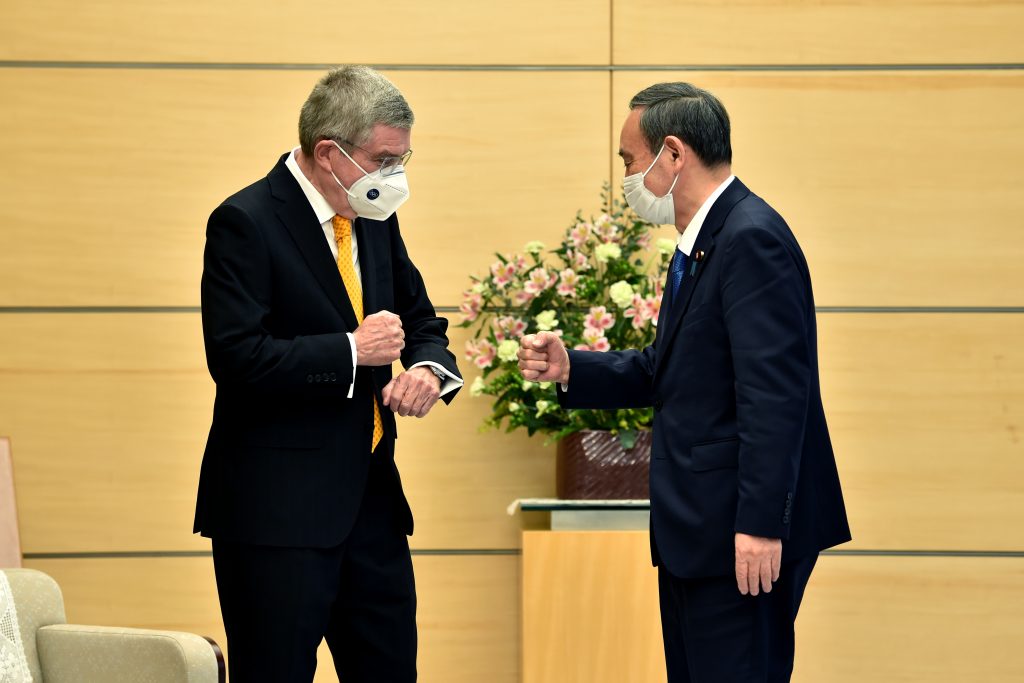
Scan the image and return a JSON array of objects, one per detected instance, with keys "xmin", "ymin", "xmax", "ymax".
[
  {"xmin": 0, "ymin": 69, "xmax": 609, "ymax": 307},
  {"xmin": 611, "ymin": 71, "xmax": 1024, "ymax": 306},
  {"xmin": 0, "ymin": 0, "xmax": 609, "ymax": 65},
  {"xmin": 820, "ymin": 313, "xmax": 1024, "ymax": 551},
  {"xmin": 795, "ymin": 554, "xmax": 1024, "ymax": 682},
  {"xmin": 522, "ymin": 531, "xmax": 1024, "ymax": 683},
  {"xmin": 613, "ymin": 0, "xmax": 1024, "ymax": 65},
  {"xmin": 0, "ymin": 314, "xmax": 552, "ymax": 553},
  {"xmin": 24, "ymin": 554, "xmax": 519, "ymax": 683}
]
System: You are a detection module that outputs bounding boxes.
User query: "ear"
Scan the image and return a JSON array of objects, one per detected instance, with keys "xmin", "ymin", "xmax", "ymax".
[
  {"xmin": 663, "ymin": 135, "xmax": 686, "ymax": 170},
  {"xmin": 313, "ymin": 139, "xmax": 337, "ymax": 171}
]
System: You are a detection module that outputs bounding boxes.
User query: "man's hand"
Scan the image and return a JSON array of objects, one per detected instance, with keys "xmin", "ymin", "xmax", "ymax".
[
  {"xmin": 517, "ymin": 332, "xmax": 570, "ymax": 384},
  {"xmin": 353, "ymin": 311, "xmax": 404, "ymax": 366},
  {"xmin": 735, "ymin": 533, "xmax": 782, "ymax": 596},
  {"xmin": 383, "ymin": 366, "xmax": 442, "ymax": 418}
]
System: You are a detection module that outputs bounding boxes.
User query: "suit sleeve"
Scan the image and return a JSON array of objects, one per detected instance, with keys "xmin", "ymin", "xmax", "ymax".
[
  {"xmin": 558, "ymin": 346, "xmax": 657, "ymax": 410},
  {"xmin": 722, "ymin": 223, "xmax": 812, "ymax": 540},
  {"xmin": 388, "ymin": 218, "xmax": 463, "ymax": 405},
  {"xmin": 201, "ymin": 202, "xmax": 354, "ymax": 394}
]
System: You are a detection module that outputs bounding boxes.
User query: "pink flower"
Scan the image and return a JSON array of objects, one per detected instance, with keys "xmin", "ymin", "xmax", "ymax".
[
  {"xmin": 465, "ymin": 339, "xmax": 497, "ymax": 369},
  {"xmin": 490, "ymin": 260, "xmax": 517, "ymax": 289},
  {"xmin": 493, "ymin": 315, "xmax": 527, "ymax": 341},
  {"xmin": 584, "ymin": 306, "xmax": 615, "ymax": 331},
  {"xmin": 557, "ymin": 268, "xmax": 580, "ymax": 298},
  {"xmin": 459, "ymin": 291, "xmax": 482, "ymax": 323},
  {"xmin": 570, "ymin": 222, "xmax": 592, "ymax": 249},
  {"xmin": 593, "ymin": 214, "xmax": 619, "ymax": 243},
  {"xmin": 642, "ymin": 295, "xmax": 661, "ymax": 324},
  {"xmin": 578, "ymin": 326, "xmax": 611, "ymax": 352},
  {"xmin": 524, "ymin": 267, "xmax": 557, "ymax": 297},
  {"xmin": 565, "ymin": 249, "xmax": 590, "ymax": 272},
  {"xmin": 624, "ymin": 294, "xmax": 648, "ymax": 330},
  {"xmin": 513, "ymin": 254, "xmax": 530, "ymax": 274},
  {"xmin": 514, "ymin": 290, "xmax": 534, "ymax": 305},
  {"xmin": 636, "ymin": 231, "xmax": 652, "ymax": 249}
]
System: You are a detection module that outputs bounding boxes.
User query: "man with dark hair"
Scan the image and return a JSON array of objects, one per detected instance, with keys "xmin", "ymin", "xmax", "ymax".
[
  {"xmin": 195, "ymin": 65, "xmax": 462, "ymax": 682},
  {"xmin": 518, "ymin": 82, "xmax": 850, "ymax": 681}
]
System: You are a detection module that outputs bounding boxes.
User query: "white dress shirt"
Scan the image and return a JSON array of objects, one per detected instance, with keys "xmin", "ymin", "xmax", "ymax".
[
  {"xmin": 284, "ymin": 148, "xmax": 462, "ymax": 398},
  {"xmin": 675, "ymin": 174, "xmax": 735, "ymax": 257}
]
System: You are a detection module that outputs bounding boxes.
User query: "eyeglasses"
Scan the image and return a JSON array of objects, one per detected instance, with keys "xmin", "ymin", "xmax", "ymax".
[{"xmin": 340, "ymin": 139, "xmax": 413, "ymax": 177}]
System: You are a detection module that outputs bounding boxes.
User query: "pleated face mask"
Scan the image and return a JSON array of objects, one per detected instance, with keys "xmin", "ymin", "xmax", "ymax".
[{"xmin": 622, "ymin": 143, "xmax": 678, "ymax": 225}]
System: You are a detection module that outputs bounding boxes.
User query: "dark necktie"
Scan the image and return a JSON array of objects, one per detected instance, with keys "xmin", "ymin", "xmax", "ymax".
[{"xmin": 668, "ymin": 249, "xmax": 688, "ymax": 306}]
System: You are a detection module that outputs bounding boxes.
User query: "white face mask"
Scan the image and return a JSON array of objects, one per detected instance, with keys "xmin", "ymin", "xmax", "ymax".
[
  {"xmin": 330, "ymin": 141, "xmax": 410, "ymax": 221},
  {"xmin": 622, "ymin": 143, "xmax": 679, "ymax": 225}
]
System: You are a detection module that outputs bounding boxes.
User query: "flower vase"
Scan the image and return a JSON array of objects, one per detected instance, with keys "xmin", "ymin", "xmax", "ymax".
[{"xmin": 556, "ymin": 429, "xmax": 652, "ymax": 500}]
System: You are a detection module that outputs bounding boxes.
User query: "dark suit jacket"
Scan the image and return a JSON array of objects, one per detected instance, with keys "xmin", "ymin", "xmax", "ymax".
[
  {"xmin": 561, "ymin": 178, "xmax": 850, "ymax": 578},
  {"xmin": 194, "ymin": 154, "xmax": 461, "ymax": 548}
]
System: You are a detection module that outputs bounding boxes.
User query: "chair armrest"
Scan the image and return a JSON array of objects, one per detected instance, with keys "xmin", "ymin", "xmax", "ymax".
[{"xmin": 37, "ymin": 623, "xmax": 224, "ymax": 683}]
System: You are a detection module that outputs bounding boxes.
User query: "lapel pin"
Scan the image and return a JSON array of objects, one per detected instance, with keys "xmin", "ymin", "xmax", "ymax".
[{"xmin": 693, "ymin": 250, "xmax": 706, "ymax": 262}]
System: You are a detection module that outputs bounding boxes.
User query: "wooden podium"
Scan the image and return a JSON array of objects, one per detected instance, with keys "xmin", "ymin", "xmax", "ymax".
[{"xmin": 517, "ymin": 500, "xmax": 666, "ymax": 683}]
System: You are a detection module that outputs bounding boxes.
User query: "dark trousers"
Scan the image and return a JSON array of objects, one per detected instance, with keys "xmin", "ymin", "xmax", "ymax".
[
  {"xmin": 212, "ymin": 457, "xmax": 417, "ymax": 683},
  {"xmin": 658, "ymin": 554, "xmax": 817, "ymax": 683}
]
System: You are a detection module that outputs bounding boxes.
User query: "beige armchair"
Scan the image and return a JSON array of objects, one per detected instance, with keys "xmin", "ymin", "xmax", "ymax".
[{"xmin": 1, "ymin": 568, "xmax": 224, "ymax": 683}]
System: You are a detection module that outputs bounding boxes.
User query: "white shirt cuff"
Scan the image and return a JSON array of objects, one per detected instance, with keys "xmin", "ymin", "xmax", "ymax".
[
  {"xmin": 410, "ymin": 360, "xmax": 464, "ymax": 397},
  {"xmin": 345, "ymin": 332, "xmax": 357, "ymax": 399}
]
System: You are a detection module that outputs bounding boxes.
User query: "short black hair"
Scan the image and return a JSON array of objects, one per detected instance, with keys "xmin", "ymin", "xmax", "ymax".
[{"xmin": 629, "ymin": 82, "xmax": 731, "ymax": 168}]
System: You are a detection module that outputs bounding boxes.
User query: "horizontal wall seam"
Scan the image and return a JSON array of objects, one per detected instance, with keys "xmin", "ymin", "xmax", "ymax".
[
  {"xmin": 21, "ymin": 549, "xmax": 522, "ymax": 559},
  {"xmin": 1, "ymin": 61, "xmax": 1023, "ymax": 72},
  {"xmin": 20, "ymin": 549, "xmax": 1024, "ymax": 560},
  {"xmin": 2, "ymin": 306, "xmax": 1023, "ymax": 314}
]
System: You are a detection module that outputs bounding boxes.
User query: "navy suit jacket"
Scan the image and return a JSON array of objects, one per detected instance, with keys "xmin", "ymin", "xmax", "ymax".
[
  {"xmin": 194, "ymin": 154, "xmax": 461, "ymax": 548},
  {"xmin": 561, "ymin": 178, "xmax": 850, "ymax": 578}
]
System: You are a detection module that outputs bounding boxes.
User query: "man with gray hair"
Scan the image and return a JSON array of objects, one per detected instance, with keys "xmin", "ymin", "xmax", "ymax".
[
  {"xmin": 195, "ymin": 65, "xmax": 462, "ymax": 682},
  {"xmin": 519, "ymin": 82, "xmax": 850, "ymax": 681}
]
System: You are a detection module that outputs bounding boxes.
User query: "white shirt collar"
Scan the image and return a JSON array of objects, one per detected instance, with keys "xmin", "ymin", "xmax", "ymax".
[
  {"xmin": 677, "ymin": 175, "xmax": 736, "ymax": 256},
  {"xmin": 284, "ymin": 147, "xmax": 337, "ymax": 226}
]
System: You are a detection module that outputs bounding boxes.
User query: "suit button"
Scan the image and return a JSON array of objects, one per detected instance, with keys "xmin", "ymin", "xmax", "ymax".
[
  {"xmin": 306, "ymin": 374, "xmax": 313, "ymax": 383},
  {"xmin": 782, "ymin": 515, "xmax": 791, "ymax": 524},
  {"xmin": 330, "ymin": 372, "xmax": 337, "ymax": 381},
  {"xmin": 315, "ymin": 374, "xmax": 322, "ymax": 382}
]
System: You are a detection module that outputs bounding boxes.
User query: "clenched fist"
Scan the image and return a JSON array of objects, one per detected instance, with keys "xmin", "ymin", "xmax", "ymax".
[
  {"xmin": 517, "ymin": 332, "xmax": 570, "ymax": 384},
  {"xmin": 353, "ymin": 310, "xmax": 404, "ymax": 366}
]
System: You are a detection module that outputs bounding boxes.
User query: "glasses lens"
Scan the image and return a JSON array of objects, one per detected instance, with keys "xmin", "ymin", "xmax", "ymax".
[{"xmin": 381, "ymin": 150, "xmax": 413, "ymax": 176}]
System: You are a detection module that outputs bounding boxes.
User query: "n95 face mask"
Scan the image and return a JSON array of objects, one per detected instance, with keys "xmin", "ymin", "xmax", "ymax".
[
  {"xmin": 331, "ymin": 141, "xmax": 410, "ymax": 221},
  {"xmin": 622, "ymin": 143, "xmax": 678, "ymax": 225}
]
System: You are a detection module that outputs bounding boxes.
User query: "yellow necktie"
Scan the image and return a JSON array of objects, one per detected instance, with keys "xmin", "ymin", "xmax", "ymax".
[{"xmin": 333, "ymin": 215, "xmax": 384, "ymax": 453}]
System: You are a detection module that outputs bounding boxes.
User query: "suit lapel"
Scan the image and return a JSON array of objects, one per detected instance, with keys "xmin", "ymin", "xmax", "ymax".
[
  {"xmin": 654, "ymin": 178, "xmax": 750, "ymax": 376},
  {"xmin": 267, "ymin": 156, "xmax": 360, "ymax": 329}
]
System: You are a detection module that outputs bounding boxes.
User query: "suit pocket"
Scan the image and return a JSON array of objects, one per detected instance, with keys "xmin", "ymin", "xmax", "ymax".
[{"xmin": 690, "ymin": 437, "xmax": 739, "ymax": 472}]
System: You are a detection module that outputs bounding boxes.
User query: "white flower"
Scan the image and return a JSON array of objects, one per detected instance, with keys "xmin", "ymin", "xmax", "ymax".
[
  {"xmin": 536, "ymin": 400, "xmax": 553, "ymax": 417},
  {"xmin": 539, "ymin": 381, "xmax": 552, "ymax": 390},
  {"xmin": 470, "ymin": 376, "xmax": 486, "ymax": 397},
  {"xmin": 535, "ymin": 310, "xmax": 559, "ymax": 331},
  {"xmin": 497, "ymin": 339, "xmax": 520, "ymax": 363},
  {"xmin": 656, "ymin": 238, "xmax": 677, "ymax": 256},
  {"xmin": 524, "ymin": 240, "xmax": 546, "ymax": 255},
  {"xmin": 594, "ymin": 243, "xmax": 622, "ymax": 263},
  {"xmin": 508, "ymin": 401, "xmax": 521, "ymax": 413},
  {"xmin": 522, "ymin": 380, "xmax": 535, "ymax": 391},
  {"xmin": 609, "ymin": 280, "xmax": 635, "ymax": 308}
]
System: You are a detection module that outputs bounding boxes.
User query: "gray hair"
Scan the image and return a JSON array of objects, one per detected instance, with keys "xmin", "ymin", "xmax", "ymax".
[
  {"xmin": 298, "ymin": 65, "xmax": 414, "ymax": 155},
  {"xmin": 629, "ymin": 82, "xmax": 731, "ymax": 168}
]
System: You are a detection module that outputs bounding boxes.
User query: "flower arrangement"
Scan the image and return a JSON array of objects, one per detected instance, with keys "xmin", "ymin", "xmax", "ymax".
[{"xmin": 459, "ymin": 186, "xmax": 675, "ymax": 448}]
